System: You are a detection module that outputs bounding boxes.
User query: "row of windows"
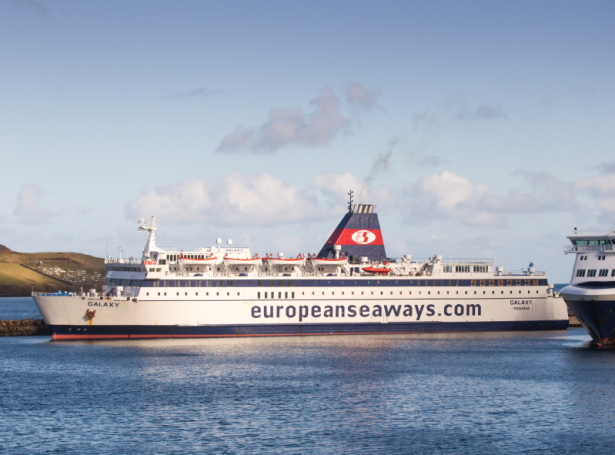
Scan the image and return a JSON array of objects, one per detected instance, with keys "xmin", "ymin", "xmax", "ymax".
[
  {"xmin": 138, "ymin": 278, "xmax": 547, "ymax": 288},
  {"xmin": 108, "ymin": 266, "xmax": 143, "ymax": 272},
  {"xmin": 573, "ymin": 239, "xmax": 614, "ymax": 246},
  {"xmin": 440, "ymin": 265, "xmax": 489, "ymax": 273},
  {"xmin": 579, "ymin": 255, "xmax": 608, "ymax": 261},
  {"xmin": 107, "ymin": 279, "xmax": 142, "ymax": 287},
  {"xmin": 576, "ymin": 269, "xmax": 615, "ymax": 277},
  {"xmin": 144, "ymin": 289, "xmax": 541, "ymax": 298}
]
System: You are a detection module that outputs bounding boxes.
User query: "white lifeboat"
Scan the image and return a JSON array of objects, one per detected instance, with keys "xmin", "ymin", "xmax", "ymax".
[
  {"xmin": 310, "ymin": 257, "xmax": 348, "ymax": 266},
  {"xmin": 223, "ymin": 254, "xmax": 262, "ymax": 266},
  {"xmin": 178, "ymin": 253, "xmax": 219, "ymax": 265},
  {"xmin": 267, "ymin": 255, "xmax": 306, "ymax": 267}
]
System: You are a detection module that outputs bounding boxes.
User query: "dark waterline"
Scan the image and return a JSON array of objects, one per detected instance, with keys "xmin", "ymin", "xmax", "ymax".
[{"xmin": 1, "ymin": 329, "xmax": 614, "ymax": 454}]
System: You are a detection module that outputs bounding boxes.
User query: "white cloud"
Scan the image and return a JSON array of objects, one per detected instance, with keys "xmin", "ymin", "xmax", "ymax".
[
  {"xmin": 312, "ymin": 171, "xmax": 367, "ymax": 202},
  {"xmin": 312, "ymin": 171, "xmax": 394, "ymax": 208},
  {"xmin": 573, "ymin": 175, "xmax": 615, "ymax": 223},
  {"xmin": 126, "ymin": 169, "xmax": 397, "ymax": 228},
  {"xmin": 217, "ymin": 87, "xmax": 364, "ymax": 154},
  {"xmin": 403, "ymin": 170, "xmax": 580, "ymax": 227},
  {"xmin": 125, "ymin": 171, "xmax": 322, "ymax": 227},
  {"xmin": 13, "ymin": 185, "xmax": 56, "ymax": 221},
  {"xmin": 345, "ymin": 82, "xmax": 381, "ymax": 111}
]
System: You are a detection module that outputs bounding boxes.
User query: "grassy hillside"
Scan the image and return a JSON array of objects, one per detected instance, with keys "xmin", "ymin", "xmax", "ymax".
[{"xmin": 0, "ymin": 250, "xmax": 107, "ymax": 296}]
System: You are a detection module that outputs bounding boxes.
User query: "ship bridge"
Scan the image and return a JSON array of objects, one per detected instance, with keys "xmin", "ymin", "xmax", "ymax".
[{"xmin": 564, "ymin": 229, "xmax": 615, "ymax": 254}]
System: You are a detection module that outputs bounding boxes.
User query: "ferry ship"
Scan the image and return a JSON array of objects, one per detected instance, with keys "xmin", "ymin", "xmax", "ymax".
[
  {"xmin": 32, "ymin": 200, "xmax": 568, "ymax": 340},
  {"xmin": 560, "ymin": 228, "xmax": 615, "ymax": 346}
]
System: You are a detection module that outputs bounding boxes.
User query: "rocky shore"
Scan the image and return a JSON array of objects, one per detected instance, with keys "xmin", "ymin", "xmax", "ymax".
[{"xmin": 0, "ymin": 319, "xmax": 50, "ymax": 336}]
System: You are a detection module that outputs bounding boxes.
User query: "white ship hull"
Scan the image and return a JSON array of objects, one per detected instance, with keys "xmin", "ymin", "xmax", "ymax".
[{"xmin": 33, "ymin": 285, "xmax": 568, "ymax": 340}]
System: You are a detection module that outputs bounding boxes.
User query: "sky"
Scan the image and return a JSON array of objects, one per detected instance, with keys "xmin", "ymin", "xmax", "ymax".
[{"xmin": 1, "ymin": 0, "xmax": 614, "ymax": 282}]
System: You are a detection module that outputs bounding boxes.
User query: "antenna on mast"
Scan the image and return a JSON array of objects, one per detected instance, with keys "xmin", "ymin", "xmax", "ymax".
[{"xmin": 347, "ymin": 190, "xmax": 354, "ymax": 213}]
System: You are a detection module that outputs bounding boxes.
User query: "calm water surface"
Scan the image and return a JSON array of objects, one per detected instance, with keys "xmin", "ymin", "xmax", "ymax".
[
  {"xmin": 1, "ymin": 328, "xmax": 614, "ymax": 454},
  {"xmin": 0, "ymin": 297, "xmax": 41, "ymax": 320},
  {"xmin": 2, "ymin": 293, "xmax": 613, "ymax": 454}
]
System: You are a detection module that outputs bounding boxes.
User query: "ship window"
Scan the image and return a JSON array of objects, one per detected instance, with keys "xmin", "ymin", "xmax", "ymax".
[
  {"xmin": 599, "ymin": 269, "xmax": 609, "ymax": 277},
  {"xmin": 258, "ymin": 292, "xmax": 261, "ymax": 299},
  {"xmin": 292, "ymin": 292, "xmax": 295, "ymax": 299},
  {"xmin": 588, "ymin": 269, "xmax": 597, "ymax": 277},
  {"xmin": 147, "ymin": 292, "xmax": 149, "ymax": 296},
  {"xmin": 612, "ymin": 270, "xmax": 615, "ymax": 277},
  {"xmin": 285, "ymin": 292, "xmax": 288, "ymax": 299}
]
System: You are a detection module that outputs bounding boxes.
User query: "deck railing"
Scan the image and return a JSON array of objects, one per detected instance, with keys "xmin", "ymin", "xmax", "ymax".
[
  {"xmin": 564, "ymin": 245, "xmax": 614, "ymax": 253},
  {"xmin": 104, "ymin": 257, "xmax": 144, "ymax": 264},
  {"xmin": 571, "ymin": 229, "xmax": 615, "ymax": 235}
]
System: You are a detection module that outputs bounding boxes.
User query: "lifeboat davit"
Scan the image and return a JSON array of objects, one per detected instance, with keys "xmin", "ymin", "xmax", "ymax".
[
  {"xmin": 178, "ymin": 254, "xmax": 219, "ymax": 265},
  {"xmin": 363, "ymin": 267, "xmax": 390, "ymax": 275},
  {"xmin": 310, "ymin": 257, "xmax": 348, "ymax": 266},
  {"xmin": 223, "ymin": 254, "xmax": 262, "ymax": 266}
]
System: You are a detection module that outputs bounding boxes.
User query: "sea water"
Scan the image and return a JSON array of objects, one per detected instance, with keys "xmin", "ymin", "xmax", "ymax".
[{"xmin": 2, "ymin": 293, "xmax": 614, "ymax": 454}]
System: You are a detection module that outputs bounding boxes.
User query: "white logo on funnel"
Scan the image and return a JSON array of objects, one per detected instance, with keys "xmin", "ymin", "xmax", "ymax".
[{"xmin": 351, "ymin": 230, "xmax": 377, "ymax": 244}]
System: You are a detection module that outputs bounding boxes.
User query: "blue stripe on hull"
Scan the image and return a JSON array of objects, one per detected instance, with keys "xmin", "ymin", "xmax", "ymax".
[{"xmin": 49, "ymin": 320, "xmax": 569, "ymax": 340}]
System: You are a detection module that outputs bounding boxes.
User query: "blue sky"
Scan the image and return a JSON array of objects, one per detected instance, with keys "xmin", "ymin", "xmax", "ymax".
[{"xmin": 1, "ymin": 0, "xmax": 614, "ymax": 282}]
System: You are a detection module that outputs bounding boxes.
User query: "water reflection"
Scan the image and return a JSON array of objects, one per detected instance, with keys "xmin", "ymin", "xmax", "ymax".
[{"xmin": 2, "ymin": 329, "xmax": 615, "ymax": 454}]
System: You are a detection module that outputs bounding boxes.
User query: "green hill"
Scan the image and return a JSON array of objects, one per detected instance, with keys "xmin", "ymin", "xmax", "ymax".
[{"xmin": 0, "ymin": 249, "xmax": 107, "ymax": 296}]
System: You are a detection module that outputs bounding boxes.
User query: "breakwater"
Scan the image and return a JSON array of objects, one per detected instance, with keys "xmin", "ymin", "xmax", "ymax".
[{"xmin": 0, "ymin": 319, "xmax": 50, "ymax": 336}]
